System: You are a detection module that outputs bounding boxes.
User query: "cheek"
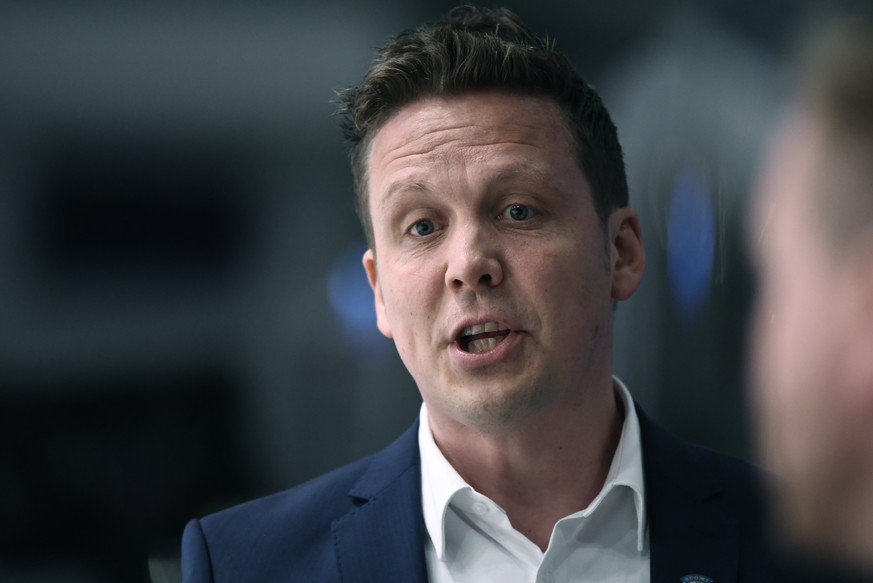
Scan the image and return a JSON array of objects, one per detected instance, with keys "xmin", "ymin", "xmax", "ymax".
[
  {"xmin": 758, "ymin": 293, "xmax": 817, "ymax": 411},
  {"xmin": 380, "ymin": 271, "xmax": 437, "ymax": 345},
  {"xmin": 533, "ymin": 239, "xmax": 607, "ymax": 288},
  {"xmin": 753, "ymin": 273, "xmax": 840, "ymax": 465},
  {"xmin": 531, "ymin": 247, "xmax": 613, "ymax": 351},
  {"xmin": 755, "ymin": 250, "xmax": 831, "ymax": 382}
]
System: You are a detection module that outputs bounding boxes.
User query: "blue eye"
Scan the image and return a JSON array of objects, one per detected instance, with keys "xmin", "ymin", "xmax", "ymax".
[
  {"xmin": 504, "ymin": 204, "xmax": 534, "ymax": 221},
  {"xmin": 410, "ymin": 219, "xmax": 436, "ymax": 236}
]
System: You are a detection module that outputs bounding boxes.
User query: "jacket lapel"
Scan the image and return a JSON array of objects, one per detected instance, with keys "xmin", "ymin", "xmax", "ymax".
[
  {"xmin": 331, "ymin": 421, "xmax": 429, "ymax": 583},
  {"xmin": 638, "ymin": 405, "xmax": 739, "ymax": 583}
]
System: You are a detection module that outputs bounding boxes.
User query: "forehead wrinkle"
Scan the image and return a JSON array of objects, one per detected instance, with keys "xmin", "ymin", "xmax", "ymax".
[
  {"xmin": 380, "ymin": 179, "xmax": 433, "ymax": 211},
  {"xmin": 488, "ymin": 166, "xmax": 555, "ymax": 190},
  {"xmin": 377, "ymin": 141, "xmax": 510, "ymax": 197},
  {"xmin": 379, "ymin": 148, "xmax": 572, "ymax": 212},
  {"xmin": 375, "ymin": 93, "xmax": 574, "ymax": 165},
  {"xmin": 377, "ymin": 118, "xmax": 486, "ymax": 168},
  {"xmin": 380, "ymin": 103, "xmax": 558, "ymax": 159},
  {"xmin": 372, "ymin": 101, "xmax": 582, "ymax": 213}
]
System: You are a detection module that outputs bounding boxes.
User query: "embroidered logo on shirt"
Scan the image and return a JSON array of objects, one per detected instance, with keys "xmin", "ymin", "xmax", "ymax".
[{"xmin": 679, "ymin": 575, "xmax": 714, "ymax": 583}]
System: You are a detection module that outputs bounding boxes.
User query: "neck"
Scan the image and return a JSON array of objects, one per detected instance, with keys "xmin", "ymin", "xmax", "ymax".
[{"xmin": 428, "ymin": 378, "xmax": 624, "ymax": 551}]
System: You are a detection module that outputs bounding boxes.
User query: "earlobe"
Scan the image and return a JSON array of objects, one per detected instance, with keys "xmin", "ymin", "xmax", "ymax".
[
  {"xmin": 609, "ymin": 207, "xmax": 646, "ymax": 301},
  {"xmin": 362, "ymin": 248, "xmax": 393, "ymax": 338}
]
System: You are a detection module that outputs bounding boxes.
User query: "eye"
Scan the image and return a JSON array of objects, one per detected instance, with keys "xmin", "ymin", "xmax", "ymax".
[
  {"xmin": 503, "ymin": 204, "xmax": 535, "ymax": 221},
  {"xmin": 409, "ymin": 218, "xmax": 436, "ymax": 237}
]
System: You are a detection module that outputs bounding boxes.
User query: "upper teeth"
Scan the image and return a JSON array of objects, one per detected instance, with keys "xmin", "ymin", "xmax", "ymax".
[{"xmin": 462, "ymin": 322, "xmax": 509, "ymax": 337}]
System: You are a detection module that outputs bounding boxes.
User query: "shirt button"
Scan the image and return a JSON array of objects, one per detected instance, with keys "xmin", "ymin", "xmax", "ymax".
[{"xmin": 471, "ymin": 501, "xmax": 489, "ymax": 515}]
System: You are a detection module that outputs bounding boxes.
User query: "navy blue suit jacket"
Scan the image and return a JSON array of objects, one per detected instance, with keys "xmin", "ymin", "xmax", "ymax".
[{"xmin": 182, "ymin": 406, "xmax": 851, "ymax": 582}]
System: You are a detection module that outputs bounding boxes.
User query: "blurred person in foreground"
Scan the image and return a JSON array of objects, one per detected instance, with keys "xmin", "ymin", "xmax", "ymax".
[
  {"xmin": 182, "ymin": 6, "xmax": 854, "ymax": 582},
  {"xmin": 750, "ymin": 14, "xmax": 873, "ymax": 570}
]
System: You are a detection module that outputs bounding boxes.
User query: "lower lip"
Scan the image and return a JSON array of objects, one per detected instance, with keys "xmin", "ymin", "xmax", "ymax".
[{"xmin": 448, "ymin": 330, "xmax": 523, "ymax": 370}]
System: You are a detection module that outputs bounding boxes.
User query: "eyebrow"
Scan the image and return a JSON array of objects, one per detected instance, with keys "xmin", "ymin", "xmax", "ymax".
[
  {"xmin": 490, "ymin": 167, "xmax": 553, "ymax": 187},
  {"xmin": 383, "ymin": 180, "xmax": 431, "ymax": 203}
]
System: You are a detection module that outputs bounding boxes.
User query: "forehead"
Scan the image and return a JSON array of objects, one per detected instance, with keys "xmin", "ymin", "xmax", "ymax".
[{"xmin": 366, "ymin": 91, "xmax": 578, "ymax": 192}]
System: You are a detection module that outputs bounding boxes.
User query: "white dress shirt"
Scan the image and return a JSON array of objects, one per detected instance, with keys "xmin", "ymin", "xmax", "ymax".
[{"xmin": 419, "ymin": 377, "xmax": 650, "ymax": 583}]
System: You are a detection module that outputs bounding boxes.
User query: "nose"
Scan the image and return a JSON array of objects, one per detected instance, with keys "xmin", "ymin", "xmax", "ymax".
[{"xmin": 444, "ymin": 224, "xmax": 504, "ymax": 292}]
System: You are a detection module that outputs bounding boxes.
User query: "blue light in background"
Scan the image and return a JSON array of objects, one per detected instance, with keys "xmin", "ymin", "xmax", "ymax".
[
  {"xmin": 327, "ymin": 242, "xmax": 391, "ymax": 352},
  {"xmin": 666, "ymin": 167, "xmax": 716, "ymax": 324}
]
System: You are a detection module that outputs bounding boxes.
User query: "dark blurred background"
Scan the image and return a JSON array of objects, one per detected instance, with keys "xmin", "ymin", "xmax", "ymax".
[{"xmin": 0, "ymin": 1, "xmax": 865, "ymax": 581}]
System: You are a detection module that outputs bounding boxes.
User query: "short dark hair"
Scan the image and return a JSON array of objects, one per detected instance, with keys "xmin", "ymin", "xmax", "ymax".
[{"xmin": 337, "ymin": 5, "xmax": 628, "ymax": 249}]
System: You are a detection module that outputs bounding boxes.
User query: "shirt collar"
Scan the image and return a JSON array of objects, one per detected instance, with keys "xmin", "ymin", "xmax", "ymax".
[
  {"xmin": 418, "ymin": 402, "xmax": 471, "ymax": 559},
  {"xmin": 418, "ymin": 375, "xmax": 648, "ymax": 558}
]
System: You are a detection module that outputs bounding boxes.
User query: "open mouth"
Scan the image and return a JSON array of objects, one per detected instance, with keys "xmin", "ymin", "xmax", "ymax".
[{"xmin": 457, "ymin": 322, "xmax": 511, "ymax": 353}]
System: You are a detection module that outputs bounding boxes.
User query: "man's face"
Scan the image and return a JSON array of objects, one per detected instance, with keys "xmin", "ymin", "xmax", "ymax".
[
  {"xmin": 362, "ymin": 91, "xmax": 642, "ymax": 436},
  {"xmin": 750, "ymin": 111, "xmax": 869, "ymax": 556}
]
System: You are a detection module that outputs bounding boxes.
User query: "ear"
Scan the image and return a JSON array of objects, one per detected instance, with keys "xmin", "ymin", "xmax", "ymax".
[
  {"xmin": 609, "ymin": 206, "xmax": 646, "ymax": 301},
  {"xmin": 362, "ymin": 248, "xmax": 393, "ymax": 339}
]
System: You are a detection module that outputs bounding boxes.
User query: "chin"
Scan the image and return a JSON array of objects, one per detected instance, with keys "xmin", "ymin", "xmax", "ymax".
[{"xmin": 447, "ymin": 384, "xmax": 553, "ymax": 435}]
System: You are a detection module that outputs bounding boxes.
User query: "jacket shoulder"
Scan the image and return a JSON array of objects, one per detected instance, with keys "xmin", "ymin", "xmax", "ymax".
[
  {"xmin": 206, "ymin": 453, "xmax": 373, "ymax": 535},
  {"xmin": 184, "ymin": 422, "xmax": 422, "ymax": 582},
  {"xmin": 637, "ymin": 406, "xmax": 858, "ymax": 582}
]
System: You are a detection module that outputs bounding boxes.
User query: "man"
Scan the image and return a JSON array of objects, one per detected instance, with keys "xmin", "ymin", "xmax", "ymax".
[
  {"xmin": 750, "ymin": 15, "xmax": 873, "ymax": 569},
  {"xmin": 182, "ymin": 6, "xmax": 851, "ymax": 581}
]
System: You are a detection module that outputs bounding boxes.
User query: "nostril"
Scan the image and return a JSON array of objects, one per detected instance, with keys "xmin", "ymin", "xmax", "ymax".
[{"xmin": 480, "ymin": 274, "xmax": 492, "ymax": 284}]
